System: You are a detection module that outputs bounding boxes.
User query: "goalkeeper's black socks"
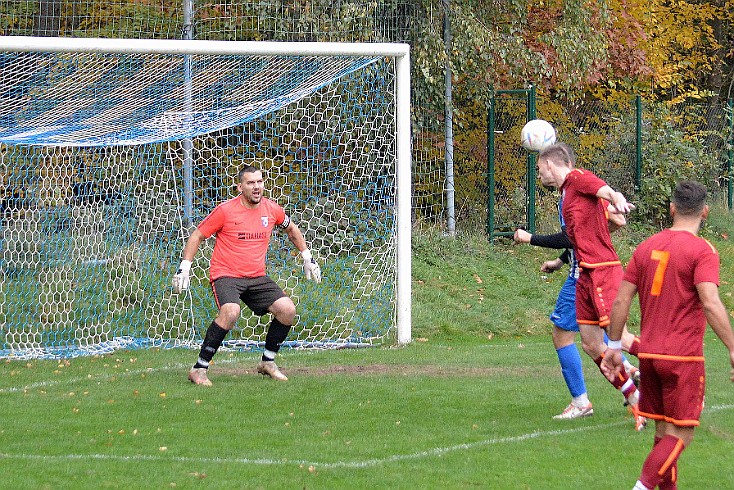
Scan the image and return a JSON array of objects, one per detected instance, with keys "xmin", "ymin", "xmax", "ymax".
[
  {"xmin": 193, "ymin": 321, "xmax": 228, "ymax": 369},
  {"xmin": 263, "ymin": 319, "xmax": 291, "ymax": 358}
]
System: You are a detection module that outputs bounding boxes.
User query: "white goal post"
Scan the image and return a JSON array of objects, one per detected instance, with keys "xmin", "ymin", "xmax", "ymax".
[{"xmin": 0, "ymin": 36, "xmax": 411, "ymax": 358}]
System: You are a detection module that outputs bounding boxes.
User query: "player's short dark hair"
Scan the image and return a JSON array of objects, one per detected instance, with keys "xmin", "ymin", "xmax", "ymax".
[
  {"xmin": 238, "ymin": 165, "xmax": 261, "ymax": 182},
  {"xmin": 539, "ymin": 142, "xmax": 576, "ymax": 167},
  {"xmin": 672, "ymin": 180, "xmax": 707, "ymax": 216}
]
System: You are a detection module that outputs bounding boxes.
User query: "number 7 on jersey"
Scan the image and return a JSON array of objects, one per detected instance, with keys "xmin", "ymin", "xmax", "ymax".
[{"xmin": 650, "ymin": 250, "xmax": 670, "ymax": 296}]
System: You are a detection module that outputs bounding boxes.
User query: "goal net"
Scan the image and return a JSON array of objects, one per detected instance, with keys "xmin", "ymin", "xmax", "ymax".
[{"xmin": 0, "ymin": 37, "xmax": 412, "ymax": 359}]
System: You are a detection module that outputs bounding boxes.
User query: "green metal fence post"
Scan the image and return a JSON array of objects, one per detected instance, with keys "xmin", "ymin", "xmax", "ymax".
[
  {"xmin": 527, "ymin": 84, "xmax": 537, "ymax": 234},
  {"xmin": 487, "ymin": 93, "xmax": 496, "ymax": 240}
]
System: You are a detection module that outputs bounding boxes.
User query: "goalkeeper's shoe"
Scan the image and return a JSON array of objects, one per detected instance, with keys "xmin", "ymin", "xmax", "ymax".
[
  {"xmin": 553, "ymin": 402, "xmax": 594, "ymax": 420},
  {"xmin": 188, "ymin": 367, "xmax": 213, "ymax": 386},
  {"xmin": 257, "ymin": 360, "xmax": 288, "ymax": 381}
]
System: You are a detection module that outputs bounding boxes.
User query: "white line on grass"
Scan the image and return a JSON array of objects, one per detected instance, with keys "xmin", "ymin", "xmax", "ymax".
[
  {"xmin": 0, "ymin": 404, "xmax": 731, "ymax": 469},
  {"xmin": 325, "ymin": 403, "xmax": 733, "ymax": 469}
]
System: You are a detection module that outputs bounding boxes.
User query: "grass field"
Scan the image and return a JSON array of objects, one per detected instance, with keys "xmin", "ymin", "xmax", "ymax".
[
  {"xmin": 2, "ymin": 339, "xmax": 733, "ymax": 489},
  {"xmin": 1, "ymin": 206, "xmax": 733, "ymax": 489}
]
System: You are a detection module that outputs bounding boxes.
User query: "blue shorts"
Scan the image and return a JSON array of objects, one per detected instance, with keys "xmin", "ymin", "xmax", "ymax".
[{"xmin": 550, "ymin": 275, "xmax": 579, "ymax": 332}]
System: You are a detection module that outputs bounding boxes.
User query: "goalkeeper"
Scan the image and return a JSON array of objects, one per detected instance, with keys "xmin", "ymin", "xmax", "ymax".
[{"xmin": 172, "ymin": 165, "xmax": 321, "ymax": 385}]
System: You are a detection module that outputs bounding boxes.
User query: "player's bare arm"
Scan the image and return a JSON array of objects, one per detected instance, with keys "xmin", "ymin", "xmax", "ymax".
[
  {"xmin": 697, "ymin": 281, "xmax": 734, "ymax": 381},
  {"xmin": 283, "ymin": 220, "xmax": 308, "ymax": 252},
  {"xmin": 172, "ymin": 229, "xmax": 206, "ymax": 293},
  {"xmin": 540, "ymin": 258, "xmax": 564, "ymax": 273},
  {"xmin": 182, "ymin": 228, "xmax": 205, "ymax": 262},
  {"xmin": 606, "ymin": 203, "xmax": 626, "ymax": 231},
  {"xmin": 513, "ymin": 228, "xmax": 532, "ymax": 243},
  {"xmin": 601, "ymin": 280, "xmax": 637, "ymax": 382},
  {"xmin": 283, "ymin": 221, "xmax": 322, "ymax": 283},
  {"xmin": 597, "ymin": 185, "xmax": 635, "ymax": 214}
]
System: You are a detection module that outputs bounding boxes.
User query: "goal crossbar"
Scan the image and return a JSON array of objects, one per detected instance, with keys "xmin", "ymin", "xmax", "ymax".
[{"xmin": 0, "ymin": 35, "xmax": 410, "ymax": 58}]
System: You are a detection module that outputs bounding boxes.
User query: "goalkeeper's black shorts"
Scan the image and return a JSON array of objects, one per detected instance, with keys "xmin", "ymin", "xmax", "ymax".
[{"xmin": 211, "ymin": 275, "xmax": 286, "ymax": 316}]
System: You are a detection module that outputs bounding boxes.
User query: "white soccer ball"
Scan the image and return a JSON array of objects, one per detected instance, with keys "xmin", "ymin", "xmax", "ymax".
[{"xmin": 521, "ymin": 119, "xmax": 557, "ymax": 152}]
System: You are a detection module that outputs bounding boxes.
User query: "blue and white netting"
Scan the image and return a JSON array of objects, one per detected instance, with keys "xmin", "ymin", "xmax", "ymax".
[
  {"xmin": 0, "ymin": 46, "xmax": 398, "ymax": 359},
  {"xmin": 0, "ymin": 52, "xmax": 378, "ymax": 146}
]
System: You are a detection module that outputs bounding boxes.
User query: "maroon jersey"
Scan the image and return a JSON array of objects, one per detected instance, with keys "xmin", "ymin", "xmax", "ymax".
[
  {"xmin": 560, "ymin": 169, "xmax": 621, "ymax": 269},
  {"xmin": 197, "ymin": 196, "xmax": 286, "ymax": 280},
  {"xmin": 624, "ymin": 229, "xmax": 720, "ymax": 359}
]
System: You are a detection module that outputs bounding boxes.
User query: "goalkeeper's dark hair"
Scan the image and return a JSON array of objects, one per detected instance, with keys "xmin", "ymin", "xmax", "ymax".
[
  {"xmin": 672, "ymin": 180, "xmax": 707, "ymax": 216},
  {"xmin": 539, "ymin": 142, "xmax": 576, "ymax": 167},
  {"xmin": 238, "ymin": 165, "xmax": 261, "ymax": 182}
]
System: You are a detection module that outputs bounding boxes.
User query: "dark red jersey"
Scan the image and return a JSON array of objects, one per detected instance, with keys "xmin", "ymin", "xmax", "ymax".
[
  {"xmin": 561, "ymin": 169, "xmax": 621, "ymax": 268},
  {"xmin": 624, "ymin": 229, "xmax": 720, "ymax": 359}
]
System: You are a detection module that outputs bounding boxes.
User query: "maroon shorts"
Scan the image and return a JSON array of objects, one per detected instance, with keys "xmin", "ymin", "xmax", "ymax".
[
  {"xmin": 575, "ymin": 265, "xmax": 623, "ymax": 328},
  {"xmin": 638, "ymin": 356, "xmax": 705, "ymax": 427}
]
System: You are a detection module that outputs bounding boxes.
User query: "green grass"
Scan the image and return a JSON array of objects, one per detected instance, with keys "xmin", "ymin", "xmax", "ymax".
[
  {"xmin": 1, "ymin": 205, "xmax": 733, "ymax": 489},
  {"xmin": 2, "ymin": 341, "xmax": 733, "ymax": 488}
]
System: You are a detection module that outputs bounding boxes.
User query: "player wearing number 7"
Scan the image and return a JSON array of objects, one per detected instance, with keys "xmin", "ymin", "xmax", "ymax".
[
  {"xmin": 602, "ymin": 181, "xmax": 734, "ymax": 490},
  {"xmin": 172, "ymin": 165, "xmax": 322, "ymax": 385}
]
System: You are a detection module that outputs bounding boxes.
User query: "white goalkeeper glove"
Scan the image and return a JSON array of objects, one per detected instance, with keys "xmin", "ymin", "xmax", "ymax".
[
  {"xmin": 172, "ymin": 260, "xmax": 192, "ymax": 294},
  {"xmin": 301, "ymin": 249, "xmax": 322, "ymax": 284}
]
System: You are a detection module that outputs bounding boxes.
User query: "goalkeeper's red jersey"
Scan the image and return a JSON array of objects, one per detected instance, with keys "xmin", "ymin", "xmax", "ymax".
[
  {"xmin": 197, "ymin": 196, "xmax": 286, "ymax": 280},
  {"xmin": 560, "ymin": 169, "xmax": 621, "ymax": 269},
  {"xmin": 623, "ymin": 229, "xmax": 720, "ymax": 359}
]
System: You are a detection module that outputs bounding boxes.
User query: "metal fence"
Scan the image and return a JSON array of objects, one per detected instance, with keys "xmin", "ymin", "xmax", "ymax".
[
  {"xmin": 1, "ymin": 0, "xmax": 731, "ymax": 234},
  {"xmin": 486, "ymin": 89, "xmax": 733, "ymax": 239}
]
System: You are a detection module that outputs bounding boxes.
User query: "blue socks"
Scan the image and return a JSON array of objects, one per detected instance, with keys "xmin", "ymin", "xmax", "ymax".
[{"xmin": 556, "ymin": 343, "xmax": 587, "ymax": 398}]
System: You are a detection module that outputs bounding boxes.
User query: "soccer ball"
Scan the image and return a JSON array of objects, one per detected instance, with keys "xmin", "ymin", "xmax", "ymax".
[{"xmin": 521, "ymin": 119, "xmax": 556, "ymax": 152}]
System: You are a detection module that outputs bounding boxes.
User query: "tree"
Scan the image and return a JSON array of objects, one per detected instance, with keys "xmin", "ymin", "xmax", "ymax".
[{"xmin": 627, "ymin": 0, "xmax": 730, "ymax": 102}]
